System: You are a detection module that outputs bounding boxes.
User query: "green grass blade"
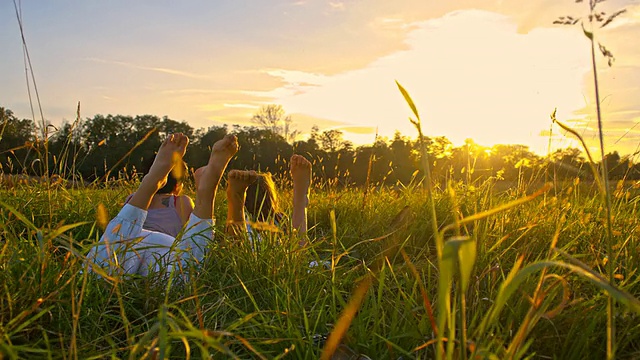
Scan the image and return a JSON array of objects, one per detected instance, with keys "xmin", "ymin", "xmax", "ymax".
[
  {"xmin": 480, "ymin": 259, "xmax": 640, "ymax": 337},
  {"xmin": 395, "ymin": 81, "xmax": 420, "ymax": 121},
  {"xmin": 0, "ymin": 199, "xmax": 38, "ymax": 231},
  {"xmin": 437, "ymin": 240, "xmax": 456, "ymax": 358}
]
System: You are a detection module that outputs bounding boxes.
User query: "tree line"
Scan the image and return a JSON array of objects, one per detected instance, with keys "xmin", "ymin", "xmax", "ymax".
[{"xmin": 1, "ymin": 105, "xmax": 639, "ymax": 188}]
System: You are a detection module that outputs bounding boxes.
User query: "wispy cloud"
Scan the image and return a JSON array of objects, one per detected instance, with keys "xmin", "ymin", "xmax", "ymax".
[
  {"xmin": 371, "ymin": 17, "xmax": 417, "ymax": 31},
  {"xmin": 329, "ymin": 2, "xmax": 345, "ymax": 11},
  {"xmin": 85, "ymin": 57, "xmax": 212, "ymax": 80},
  {"xmin": 337, "ymin": 125, "xmax": 377, "ymax": 134},
  {"xmin": 244, "ymin": 69, "xmax": 329, "ymax": 98},
  {"xmin": 258, "ymin": 10, "xmax": 596, "ymax": 154},
  {"xmin": 161, "ymin": 89, "xmax": 228, "ymax": 95},
  {"xmin": 223, "ymin": 103, "xmax": 260, "ymax": 109}
]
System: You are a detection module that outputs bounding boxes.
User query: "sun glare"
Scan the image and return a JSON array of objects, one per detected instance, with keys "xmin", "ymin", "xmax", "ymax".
[{"xmin": 263, "ymin": 10, "xmax": 591, "ymax": 155}]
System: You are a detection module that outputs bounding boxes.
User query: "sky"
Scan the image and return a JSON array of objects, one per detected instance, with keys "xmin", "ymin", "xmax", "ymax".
[{"xmin": 1, "ymin": 0, "xmax": 639, "ymax": 156}]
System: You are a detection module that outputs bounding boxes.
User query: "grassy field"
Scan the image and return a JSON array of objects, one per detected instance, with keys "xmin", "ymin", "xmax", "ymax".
[
  {"xmin": 1, "ymin": 177, "xmax": 639, "ymax": 359},
  {"xmin": 0, "ymin": 178, "xmax": 640, "ymax": 359}
]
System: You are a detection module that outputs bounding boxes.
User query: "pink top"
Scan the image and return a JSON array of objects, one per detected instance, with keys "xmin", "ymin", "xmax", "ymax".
[{"xmin": 125, "ymin": 194, "xmax": 184, "ymax": 238}]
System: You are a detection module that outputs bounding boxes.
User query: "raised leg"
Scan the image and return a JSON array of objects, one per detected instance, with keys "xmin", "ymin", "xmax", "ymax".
[
  {"xmin": 290, "ymin": 154, "xmax": 311, "ymax": 236},
  {"xmin": 128, "ymin": 133, "xmax": 189, "ymax": 211},
  {"xmin": 192, "ymin": 134, "xmax": 238, "ymax": 220},
  {"xmin": 225, "ymin": 170, "xmax": 258, "ymax": 237},
  {"xmin": 87, "ymin": 133, "xmax": 189, "ymax": 275}
]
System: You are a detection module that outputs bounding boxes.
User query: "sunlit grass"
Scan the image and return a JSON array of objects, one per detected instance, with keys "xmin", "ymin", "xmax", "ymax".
[{"xmin": 1, "ymin": 172, "xmax": 640, "ymax": 358}]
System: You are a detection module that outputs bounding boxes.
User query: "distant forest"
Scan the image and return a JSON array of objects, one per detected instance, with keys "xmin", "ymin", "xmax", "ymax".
[{"xmin": 1, "ymin": 105, "xmax": 639, "ymax": 187}]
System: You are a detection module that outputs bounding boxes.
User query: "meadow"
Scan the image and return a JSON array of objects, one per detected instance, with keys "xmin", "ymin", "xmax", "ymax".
[
  {"xmin": 1, "ymin": 171, "xmax": 639, "ymax": 359},
  {"xmin": 4, "ymin": 0, "xmax": 639, "ymax": 357}
]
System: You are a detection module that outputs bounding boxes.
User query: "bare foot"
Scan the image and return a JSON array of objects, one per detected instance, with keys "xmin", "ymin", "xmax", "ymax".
[
  {"xmin": 211, "ymin": 134, "xmax": 239, "ymax": 165},
  {"xmin": 192, "ymin": 134, "xmax": 239, "ymax": 219},
  {"xmin": 227, "ymin": 170, "xmax": 258, "ymax": 199},
  {"xmin": 194, "ymin": 135, "xmax": 239, "ymax": 190},
  {"xmin": 146, "ymin": 133, "xmax": 189, "ymax": 185},
  {"xmin": 290, "ymin": 154, "xmax": 311, "ymax": 194},
  {"xmin": 225, "ymin": 169, "xmax": 257, "ymax": 237},
  {"xmin": 129, "ymin": 133, "xmax": 189, "ymax": 211}
]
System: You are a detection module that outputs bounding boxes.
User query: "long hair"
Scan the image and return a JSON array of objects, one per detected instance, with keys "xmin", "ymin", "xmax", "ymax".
[{"xmin": 245, "ymin": 172, "xmax": 281, "ymax": 223}]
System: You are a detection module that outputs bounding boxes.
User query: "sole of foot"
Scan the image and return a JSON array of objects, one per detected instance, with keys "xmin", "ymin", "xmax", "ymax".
[
  {"xmin": 210, "ymin": 134, "xmax": 239, "ymax": 167},
  {"xmin": 227, "ymin": 170, "xmax": 258, "ymax": 196},
  {"xmin": 147, "ymin": 133, "xmax": 189, "ymax": 185},
  {"xmin": 291, "ymin": 154, "xmax": 312, "ymax": 191},
  {"xmin": 193, "ymin": 135, "xmax": 239, "ymax": 189}
]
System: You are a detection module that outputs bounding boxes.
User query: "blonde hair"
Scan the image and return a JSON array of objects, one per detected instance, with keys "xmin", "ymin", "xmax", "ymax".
[{"xmin": 245, "ymin": 172, "xmax": 280, "ymax": 222}]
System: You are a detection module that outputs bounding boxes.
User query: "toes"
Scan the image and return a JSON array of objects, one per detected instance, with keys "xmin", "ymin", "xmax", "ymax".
[
  {"xmin": 212, "ymin": 134, "xmax": 239, "ymax": 155},
  {"xmin": 243, "ymin": 171, "xmax": 254, "ymax": 181},
  {"xmin": 165, "ymin": 133, "xmax": 190, "ymax": 149},
  {"xmin": 223, "ymin": 134, "xmax": 237, "ymax": 145},
  {"xmin": 176, "ymin": 133, "xmax": 189, "ymax": 148},
  {"xmin": 291, "ymin": 154, "xmax": 309, "ymax": 168},
  {"xmin": 228, "ymin": 170, "xmax": 255, "ymax": 185},
  {"xmin": 227, "ymin": 135, "xmax": 239, "ymax": 150}
]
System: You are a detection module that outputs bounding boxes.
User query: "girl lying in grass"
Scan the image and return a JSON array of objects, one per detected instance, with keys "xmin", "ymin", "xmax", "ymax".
[
  {"xmin": 86, "ymin": 133, "xmax": 238, "ymax": 276},
  {"xmin": 218, "ymin": 154, "xmax": 312, "ymax": 246},
  {"xmin": 87, "ymin": 130, "xmax": 311, "ymax": 276},
  {"xmin": 122, "ymin": 156, "xmax": 193, "ymax": 238}
]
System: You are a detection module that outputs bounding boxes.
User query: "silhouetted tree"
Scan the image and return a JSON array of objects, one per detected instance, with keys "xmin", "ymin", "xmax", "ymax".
[
  {"xmin": 0, "ymin": 107, "xmax": 37, "ymax": 174},
  {"xmin": 551, "ymin": 147, "xmax": 588, "ymax": 180},
  {"xmin": 5, "ymin": 104, "xmax": 638, "ymax": 186},
  {"xmin": 320, "ymin": 129, "xmax": 344, "ymax": 153},
  {"xmin": 251, "ymin": 104, "xmax": 299, "ymax": 143},
  {"xmin": 185, "ymin": 125, "xmax": 229, "ymax": 169}
]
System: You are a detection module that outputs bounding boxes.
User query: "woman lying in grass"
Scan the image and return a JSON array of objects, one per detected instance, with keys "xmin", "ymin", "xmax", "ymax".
[
  {"xmin": 219, "ymin": 154, "xmax": 312, "ymax": 245},
  {"xmin": 86, "ymin": 132, "xmax": 238, "ymax": 276},
  {"xmin": 122, "ymin": 156, "xmax": 193, "ymax": 238}
]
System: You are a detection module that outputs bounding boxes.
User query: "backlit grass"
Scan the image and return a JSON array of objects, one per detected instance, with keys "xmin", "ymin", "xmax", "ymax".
[{"xmin": 1, "ymin": 178, "xmax": 639, "ymax": 359}]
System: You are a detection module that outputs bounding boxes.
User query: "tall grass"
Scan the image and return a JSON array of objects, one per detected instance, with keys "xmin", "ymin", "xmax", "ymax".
[
  {"xmin": 2, "ymin": 85, "xmax": 639, "ymax": 358},
  {"xmin": 1, "ymin": 166, "xmax": 640, "ymax": 358},
  {"xmin": 2, "ymin": 31, "xmax": 639, "ymax": 358},
  {"xmin": 391, "ymin": 81, "xmax": 640, "ymax": 360},
  {"xmin": 553, "ymin": 1, "xmax": 630, "ymax": 356}
]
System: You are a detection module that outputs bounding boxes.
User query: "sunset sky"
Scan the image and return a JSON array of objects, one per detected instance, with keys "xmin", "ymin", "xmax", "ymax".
[{"xmin": 1, "ymin": 0, "xmax": 639, "ymax": 156}]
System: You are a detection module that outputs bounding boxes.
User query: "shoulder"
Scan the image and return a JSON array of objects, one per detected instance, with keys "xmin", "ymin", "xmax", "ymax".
[{"xmin": 175, "ymin": 195, "xmax": 194, "ymax": 209}]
